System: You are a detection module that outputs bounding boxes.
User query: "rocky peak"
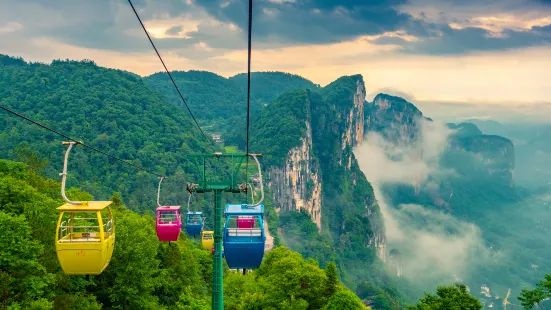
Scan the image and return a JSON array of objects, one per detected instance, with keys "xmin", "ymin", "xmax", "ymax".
[
  {"xmin": 341, "ymin": 79, "xmax": 366, "ymax": 150},
  {"xmin": 446, "ymin": 133, "xmax": 515, "ymax": 186},
  {"xmin": 447, "ymin": 122, "xmax": 483, "ymax": 138},
  {"xmin": 252, "ymin": 75, "xmax": 382, "ymax": 249},
  {"xmin": 366, "ymin": 93, "xmax": 424, "ymax": 145},
  {"xmin": 319, "ymin": 75, "xmax": 366, "ymax": 169}
]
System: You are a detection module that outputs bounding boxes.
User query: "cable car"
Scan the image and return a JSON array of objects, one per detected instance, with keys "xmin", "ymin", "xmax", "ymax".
[
  {"xmin": 223, "ymin": 204, "xmax": 266, "ymax": 269},
  {"xmin": 154, "ymin": 177, "xmax": 181, "ymax": 242},
  {"xmin": 55, "ymin": 141, "xmax": 114, "ymax": 275},
  {"xmin": 185, "ymin": 211, "xmax": 203, "ymax": 237},
  {"xmin": 156, "ymin": 206, "xmax": 182, "ymax": 242},
  {"xmin": 201, "ymin": 230, "xmax": 214, "ymax": 251},
  {"xmin": 56, "ymin": 202, "xmax": 115, "ymax": 275}
]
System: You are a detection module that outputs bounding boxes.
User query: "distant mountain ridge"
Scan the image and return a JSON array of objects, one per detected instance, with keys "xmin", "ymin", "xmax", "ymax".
[
  {"xmin": 464, "ymin": 118, "xmax": 551, "ymax": 191},
  {"xmin": 143, "ymin": 70, "xmax": 318, "ymax": 133}
]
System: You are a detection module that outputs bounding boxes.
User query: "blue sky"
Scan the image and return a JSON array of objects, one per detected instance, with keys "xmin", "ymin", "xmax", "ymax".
[{"xmin": 1, "ymin": 0, "xmax": 550, "ymax": 122}]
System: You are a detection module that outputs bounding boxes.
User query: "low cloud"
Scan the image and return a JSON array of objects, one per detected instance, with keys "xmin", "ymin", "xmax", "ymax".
[
  {"xmin": 413, "ymin": 100, "xmax": 551, "ymax": 124},
  {"xmin": 354, "ymin": 118, "xmax": 491, "ymax": 283}
]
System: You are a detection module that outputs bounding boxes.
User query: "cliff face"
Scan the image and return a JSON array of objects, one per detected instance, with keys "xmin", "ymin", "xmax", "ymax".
[
  {"xmin": 341, "ymin": 80, "xmax": 365, "ymax": 151},
  {"xmin": 315, "ymin": 76, "xmax": 385, "ymax": 260},
  {"xmin": 366, "ymin": 93, "xmax": 423, "ymax": 146},
  {"xmin": 251, "ymin": 76, "xmax": 385, "ymax": 263},
  {"xmin": 268, "ymin": 120, "xmax": 322, "ymax": 229}
]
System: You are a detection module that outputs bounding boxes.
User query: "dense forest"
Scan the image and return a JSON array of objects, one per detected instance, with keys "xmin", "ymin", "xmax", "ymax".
[
  {"xmin": 143, "ymin": 71, "xmax": 318, "ymax": 134},
  {"xmin": 0, "ymin": 55, "xmax": 218, "ymax": 215},
  {"xmin": 0, "ymin": 158, "xmax": 369, "ymax": 309}
]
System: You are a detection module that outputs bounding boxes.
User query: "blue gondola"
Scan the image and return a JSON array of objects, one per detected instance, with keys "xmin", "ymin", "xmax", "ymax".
[
  {"xmin": 223, "ymin": 204, "xmax": 265, "ymax": 269},
  {"xmin": 185, "ymin": 211, "xmax": 203, "ymax": 237}
]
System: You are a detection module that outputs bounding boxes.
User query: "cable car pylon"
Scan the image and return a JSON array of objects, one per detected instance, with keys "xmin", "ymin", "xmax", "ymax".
[{"xmin": 187, "ymin": 152, "xmax": 263, "ymax": 310}]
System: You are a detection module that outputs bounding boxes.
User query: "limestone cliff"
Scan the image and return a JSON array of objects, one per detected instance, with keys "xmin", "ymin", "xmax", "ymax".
[
  {"xmin": 250, "ymin": 76, "xmax": 385, "ymax": 263},
  {"xmin": 316, "ymin": 75, "xmax": 385, "ymax": 260},
  {"xmin": 341, "ymin": 80, "xmax": 366, "ymax": 151},
  {"xmin": 268, "ymin": 121, "xmax": 322, "ymax": 229},
  {"xmin": 366, "ymin": 93, "xmax": 423, "ymax": 146}
]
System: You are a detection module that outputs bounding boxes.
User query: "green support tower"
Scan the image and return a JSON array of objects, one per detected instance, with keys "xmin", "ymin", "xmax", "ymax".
[{"xmin": 187, "ymin": 152, "xmax": 261, "ymax": 310}]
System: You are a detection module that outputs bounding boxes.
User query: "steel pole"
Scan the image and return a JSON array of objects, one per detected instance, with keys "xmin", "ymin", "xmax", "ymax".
[{"xmin": 212, "ymin": 189, "xmax": 224, "ymax": 310}]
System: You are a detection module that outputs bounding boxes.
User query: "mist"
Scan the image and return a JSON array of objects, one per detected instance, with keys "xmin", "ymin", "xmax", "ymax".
[{"xmin": 354, "ymin": 119, "xmax": 491, "ymax": 285}]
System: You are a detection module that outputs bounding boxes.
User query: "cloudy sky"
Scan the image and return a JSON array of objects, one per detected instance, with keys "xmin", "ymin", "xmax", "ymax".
[{"xmin": 1, "ymin": 0, "xmax": 550, "ymax": 122}]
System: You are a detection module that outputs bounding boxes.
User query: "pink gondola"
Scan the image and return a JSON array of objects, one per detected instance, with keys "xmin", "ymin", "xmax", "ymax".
[
  {"xmin": 156, "ymin": 206, "xmax": 182, "ymax": 242},
  {"xmin": 236, "ymin": 216, "xmax": 255, "ymax": 229}
]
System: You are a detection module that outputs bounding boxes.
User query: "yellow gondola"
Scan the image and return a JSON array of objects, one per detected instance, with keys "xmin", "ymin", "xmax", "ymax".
[
  {"xmin": 201, "ymin": 230, "xmax": 214, "ymax": 251},
  {"xmin": 55, "ymin": 141, "xmax": 115, "ymax": 275},
  {"xmin": 56, "ymin": 201, "xmax": 115, "ymax": 275}
]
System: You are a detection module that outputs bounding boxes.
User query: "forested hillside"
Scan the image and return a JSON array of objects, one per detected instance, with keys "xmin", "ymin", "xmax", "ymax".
[
  {"xmin": 0, "ymin": 158, "xmax": 368, "ymax": 309},
  {"xmin": 143, "ymin": 70, "xmax": 317, "ymax": 135},
  {"xmin": 0, "ymin": 54, "xmax": 215, "ymax": 214}
]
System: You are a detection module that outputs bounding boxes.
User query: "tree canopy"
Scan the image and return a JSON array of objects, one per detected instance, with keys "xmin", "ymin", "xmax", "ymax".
[
  {"xmin": 0, "ymin": 158, "xmax": 367, "ymax": 309},
  {"xmin": 408, "ymin": 283, "xmax": 482, "ymax": 310}
]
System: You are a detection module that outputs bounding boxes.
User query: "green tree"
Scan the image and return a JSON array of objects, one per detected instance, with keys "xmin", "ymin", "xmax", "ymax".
[
  {"xmin": 518, "ymin": 288, "xmax": 547, "ymax": 310},
  {"xmin": 325, "ymin": 262, "xmax": 339, "ymax": 296},
  {"xmin": 323, "ymin": 290, "xmax": 368, "ymax": 310},
  {"xmin": 176, "ymin": 287, "xmax": 209, "ymax": 310},
  {"xmin": 0, "ymin": 212, "xmax": 54, "ymax": 309},
  {"xmin": 53, "ymin": 293, "xmax": 102, "ymax": 310},
  {"xmin": 408, "ymin": 283, "xmax": 482, "ymax": 310},
  {"xmin": 518, "ymin": 274, "xmax": 551, "ymax": 310},
  {"xmin": 94, "ymin": 210, "xmax": 161, "ymax": 309}
]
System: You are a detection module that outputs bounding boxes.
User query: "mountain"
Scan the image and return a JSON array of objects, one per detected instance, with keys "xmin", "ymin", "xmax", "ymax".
[
  {"xmin": 143, "ymin": 70, "xmax": 318, "ymax": 134},
  {"xmin": 447, "ymin": 122, "xmax": 483, "ymax": 138},
  {"xmin": 0, "ymin": 54, "xmax": 214, "ymax": 213},
  {"xmin": 366, "ymin": 93, "xmax": 516, "ymax": 189},
  {"xmin": 249, "ymin": 76, "xmax": 381, "ymax": 254},
  {"xmin": 365, "ymin": 93, "xmax": 425, "ymax": 145},
  {"xmin": 229, "ymin": 71, "xmax": 319, "ymax": 106},
  {"xmin": 244, "ymin": 77, "xmax": 418, "ymax": 308},
  {"xmin": 464, "ymin": 119, "xmax": 506, "ymax": 135},
  {"xmin": 143, "ymin": 70, "xmax": 244, "ymax": 130},
  {"xmin": 516, "ymin": 126, "xmax": 551, "ymax": 191}
]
